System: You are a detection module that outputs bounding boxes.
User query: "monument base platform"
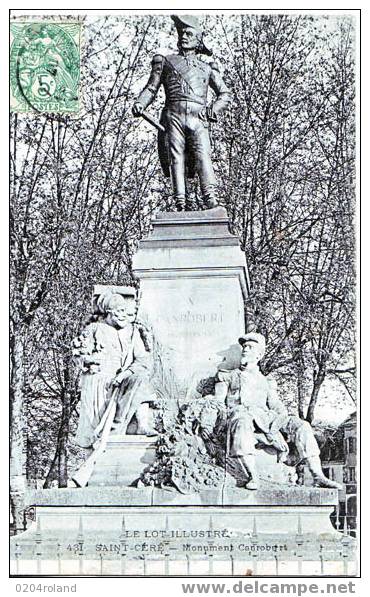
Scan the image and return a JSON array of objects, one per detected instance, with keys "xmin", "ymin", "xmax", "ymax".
[
  {"xmin": 10, "ymin": 503, "xmax": 356, "ymax": 576},
  {"xmin": 12, "ymin": 454, "xmax": 355, "ymax": 575},
  {"xmin": 25, "ymin": 486, "xmax": 339, "ymax": 507}
]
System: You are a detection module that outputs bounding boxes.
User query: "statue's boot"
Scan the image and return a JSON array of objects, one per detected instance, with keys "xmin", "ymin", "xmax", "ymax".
[
  {"xmin": 137, "ymin": 427, "xmax": 158, "ymax": 437},
  {"xmin": 237, "ymin": 455, "xmax": 259, "ymax": 490},
  {"xmin": 306, "ymin": 456, "xmax": 342, "ymax": 489},
  {"xmin": 204, "ymin": 193, "xmax": 219, "ymax": 209},
  {"xmin": 175, "ymin": 195, "xmax": 186, "ymax": 211}
]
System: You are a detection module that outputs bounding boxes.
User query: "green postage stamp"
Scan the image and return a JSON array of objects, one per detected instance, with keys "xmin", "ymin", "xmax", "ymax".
[{"xmin": 10, "ymin": 21, "xmax": 82, "ymax": 113}]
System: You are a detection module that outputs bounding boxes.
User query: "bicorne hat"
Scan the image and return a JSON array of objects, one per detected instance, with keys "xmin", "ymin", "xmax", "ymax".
[{"xmin": 171, "ymin": 14, "xmax": 213, "ymax": 56}]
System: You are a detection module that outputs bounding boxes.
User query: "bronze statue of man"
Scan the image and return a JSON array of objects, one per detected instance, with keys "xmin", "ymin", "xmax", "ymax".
[{"xmin": 133, "ymin": 15, "xmax": 231, "ymax": 211}]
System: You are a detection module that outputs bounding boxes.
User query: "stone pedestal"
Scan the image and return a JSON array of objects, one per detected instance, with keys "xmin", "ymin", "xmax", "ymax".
[
  {"xmin": 132, "ymin": 208, "xmax": 249, "ymax": 382},
  {"xmin": 10, "ymin": 499, "xmax": 356, "ymax": 576},
  {"xmin": 88, "ymin": 436, "xmax": 156, "ymax": 487}
]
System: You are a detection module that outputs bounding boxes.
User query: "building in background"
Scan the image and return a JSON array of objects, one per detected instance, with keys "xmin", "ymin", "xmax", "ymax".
[{"xmin": 303, "ymin": 411, "xmax": 357, "ymax": 536}]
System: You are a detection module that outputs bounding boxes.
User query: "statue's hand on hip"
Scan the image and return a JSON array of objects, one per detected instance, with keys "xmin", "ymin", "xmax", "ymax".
[
  {"xmin": 198, "ymin": 107, "xmax": 207, "ymax": 121},
  {"xmin": 198, "ymin": 105, "xmax": 217, "ymax": 123}
]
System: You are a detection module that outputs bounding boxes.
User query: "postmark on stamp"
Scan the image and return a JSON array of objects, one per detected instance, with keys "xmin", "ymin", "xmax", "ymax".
[{"xmin": 10, "ymin": 21, "xmax": 82, "ymax": 113}]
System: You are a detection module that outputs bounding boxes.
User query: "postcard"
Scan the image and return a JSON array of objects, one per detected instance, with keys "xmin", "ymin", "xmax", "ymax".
[{"xmin": 9, "ymin": 9, "xmax": 358, "ymax": 578}]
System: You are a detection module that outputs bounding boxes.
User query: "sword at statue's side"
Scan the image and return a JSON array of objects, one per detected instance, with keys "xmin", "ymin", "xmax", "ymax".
[
  {"xmin": 138, "ymin": 109, "xmax": 176, "ymax": 207},
  {"xmin": 140, "ymin": 110, "xmax": 165, "ymax": 133}
]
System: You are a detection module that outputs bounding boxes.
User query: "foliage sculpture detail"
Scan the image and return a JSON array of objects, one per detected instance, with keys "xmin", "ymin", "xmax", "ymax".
[{"xmin": 140, "ymin": 394, "xmax": 233, "ymax": 494}]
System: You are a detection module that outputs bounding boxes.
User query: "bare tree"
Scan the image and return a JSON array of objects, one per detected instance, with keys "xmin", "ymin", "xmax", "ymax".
[
  {"xmin": 214, "ymin": 15, "xmax": 355, "ymax": 421},
  {"xmin": 10, "ymin": 15, "xmax": 163, "ymax": 526}
]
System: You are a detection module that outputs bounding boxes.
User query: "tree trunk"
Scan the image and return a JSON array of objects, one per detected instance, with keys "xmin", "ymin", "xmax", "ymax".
[
  {"xmin": 58, "ymin": 394, "xmax": 70, "ymax": 487},
  {"xmin": 43, "ymin": 443, "xmax": 59, "ymax": 488},
  {"xmin": 43, "ymin": 389, "xmax": 70, "ymax": 488},
  {"xmin": 10, "ymin": 331, "xmax": 27, "ymax": 534},
  {"xmin": 296, "ymin": 353, "xmax": 306, "ymax": 419},
  {"xmin": 306, "ymin": 368, "xmax": 325, "ymax": 423}
]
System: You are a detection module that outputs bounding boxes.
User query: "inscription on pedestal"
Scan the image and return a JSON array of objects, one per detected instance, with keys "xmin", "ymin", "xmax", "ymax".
[
  {"xmin": 133, "ymin": 210, "xmax": 249, "ymax": 383},
  {"xmin": 138, "ymin": 278, "xmax": 244, "ymax": 381}
]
